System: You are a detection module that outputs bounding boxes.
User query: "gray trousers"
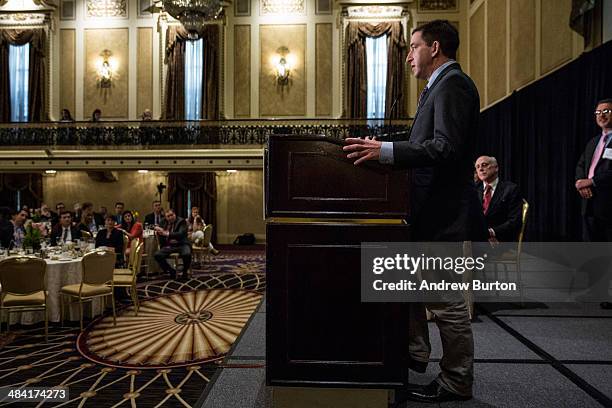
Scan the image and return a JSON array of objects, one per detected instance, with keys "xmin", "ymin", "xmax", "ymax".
[
  {"xmin": 409, "ymin": 301, "xmax": 474, "ymax": 396},
  {"xmin": 408, "ymin": 241, "xmax": 474, "ymax": 396}
]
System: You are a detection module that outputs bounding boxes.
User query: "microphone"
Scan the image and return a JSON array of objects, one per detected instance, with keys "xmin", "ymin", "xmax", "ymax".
[
  {"xmin": 389, "ymin": 92, "xmax": 403, "ymax": 120},
  {"xmin": 376, "ymin": 93, "xmax": 403, "ymax": 141}
]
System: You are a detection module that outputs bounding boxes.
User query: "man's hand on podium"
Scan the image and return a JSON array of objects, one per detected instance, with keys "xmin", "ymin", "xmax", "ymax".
[{"xmin": 343, "ymin": 136, "xmax": 382, "ymax": 166}]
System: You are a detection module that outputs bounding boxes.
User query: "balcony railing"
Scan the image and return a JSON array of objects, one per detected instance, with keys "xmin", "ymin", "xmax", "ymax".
[{"xmin": 0, "ymin": 118, "xmax": 413, "ymax": 147}]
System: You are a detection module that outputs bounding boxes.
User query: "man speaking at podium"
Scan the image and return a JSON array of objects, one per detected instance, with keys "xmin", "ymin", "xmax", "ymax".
[{"xmin": 344, "ymin": 20, "xmax": 486, "ymax": 403}]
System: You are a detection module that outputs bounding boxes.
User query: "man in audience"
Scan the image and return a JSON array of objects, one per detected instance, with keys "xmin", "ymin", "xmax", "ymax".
[
  {"xmin": 475, "ymin": 156, "xmax": 523, "ymax": 245},
  {"xmin": 99, "ymin": 206, "xmax": 108, "ymax": 219},
  {"xmin": 154, "ymin": 209, "xmax": 191, "ymax": 280},
  {"xmin": 10, "ymin": 209, "xmax": 28, "ymax": 248},
  {"xmin": 144, "ymin": 200, "xmax": 164, "ymax": 226},
  {"xmin": 95, "ymin": 215, "xmax": 124, "ymax": 266},
  {"xmin": 81, "ymin": 202, "xmax": 104, "ymax": 228},
  {"xmin": 56, "ymin": 202, "xmax": 66, "ymax": 216},
  {"xmin": 50, "ymin": 211, "xmax": 82, "ymax": 246},
  {"xmin": 114, "ymin": 202, "xmax": 125, "ymax": 224},
  {"xmin": 575, "ymin": 98, "xmax": 612, "ymax": 309},
  {"xmin": 39, "ymin": 203, "xmax": 58, "ymax": 225}
]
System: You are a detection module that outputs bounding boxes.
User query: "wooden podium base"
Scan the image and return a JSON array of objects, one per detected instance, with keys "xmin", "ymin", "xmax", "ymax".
[{"xmin": 271, "ymin": 387, "xmax": 390, "ymax": 408}]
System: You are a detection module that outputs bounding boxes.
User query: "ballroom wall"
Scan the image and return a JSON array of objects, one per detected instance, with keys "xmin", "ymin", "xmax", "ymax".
[{"xmin": 467, "ymin": 0, "xmax": 583, "ymax": 109}]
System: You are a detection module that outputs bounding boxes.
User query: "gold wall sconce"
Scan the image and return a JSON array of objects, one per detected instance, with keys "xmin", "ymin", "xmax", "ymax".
[
  {"xmin": 96, "ymin": 49, "xmax": 117, "ymax": 89},
  {"xmin": 273, "ymin": 46, "xmax": 293, "ymax": 86}
]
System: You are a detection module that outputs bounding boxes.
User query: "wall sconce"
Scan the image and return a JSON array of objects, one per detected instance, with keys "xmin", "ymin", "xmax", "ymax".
[
  {"xmin": 96, "ymin": 49, "xmax": 116, "ymax": 89},
  {"xmin": 274, "ymin": 46, "xmax": 292, "ymax": 86}
]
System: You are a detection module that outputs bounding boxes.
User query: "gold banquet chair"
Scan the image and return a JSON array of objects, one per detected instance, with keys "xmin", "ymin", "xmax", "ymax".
[
  {"xmin": 192, "ymin": 224, "xmax": 214, "ymax": 267},
  {"xmin": 80, "ymin": 230, "xmax": 92, "ymax": 240},
  {"xmin": 0, "ymin": 256, "xmax": 48, "ymax": 341},
  {"xmin": 488, "ymin": 199, "xmax": 529, "ymax": 306},
  {"xmin": 112, "ymin": 241, "xmax": 144, "ymax": 315},
  {"xmin": 60, "ymin": 250, "xmax": 116, "ymax": 330},
  {"xmin": 114, "ymin": 238, "xmax": 140, "ymax": 275}
]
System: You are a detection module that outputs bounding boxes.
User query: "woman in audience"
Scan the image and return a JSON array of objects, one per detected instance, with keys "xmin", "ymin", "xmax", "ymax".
[
  {"xmin": 117, "ymin": 210, "xmax": 143, "ymax": 256},
  {"xmin": 95, "ymin": 215, "xmax": 124, "ymax": 266},
  {"xmin": 91, "ymin": 109, "xmax": 101, "ymax": 122}
]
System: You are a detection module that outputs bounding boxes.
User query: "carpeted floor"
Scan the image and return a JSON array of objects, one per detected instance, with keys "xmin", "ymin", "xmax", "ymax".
[{"xmin": 0, "ymin": 250, "xmax": 265, "ymax": 407}]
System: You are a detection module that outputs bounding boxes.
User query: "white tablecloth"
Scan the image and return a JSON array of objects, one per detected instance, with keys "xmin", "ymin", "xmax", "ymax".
[{"xmin": 9, "ymin": 258, "xmax": 104, "ymax": 325}]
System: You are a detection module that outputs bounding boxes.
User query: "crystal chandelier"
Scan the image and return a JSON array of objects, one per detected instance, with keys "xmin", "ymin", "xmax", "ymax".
[{"xmin": 162, "ymin": 0, "xmax": 231, "ymax": 34}]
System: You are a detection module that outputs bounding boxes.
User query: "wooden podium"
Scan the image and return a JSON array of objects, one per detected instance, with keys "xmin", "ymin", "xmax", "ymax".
[{"xmin": 265, "ymin": 135, "xmax": 412, "ymax": 388}]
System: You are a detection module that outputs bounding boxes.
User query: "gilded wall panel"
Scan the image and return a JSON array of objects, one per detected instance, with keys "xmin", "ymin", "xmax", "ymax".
[
  {"xmin": 469, "ymin": 6, "xmax": 485, "ymax": 108},
  {"xmin": 259, "ymin": 25, "xmax": 306, "ymax": 117},
  {"xmin": 541, "ymin": 0, "xmax": 572, "ymax": 74},
  {"xmin": 487, "ymin": 0, "xmax": 507, "ymax": 105},
  {"xmin": 234, "ymin": 25, "xmax": 251, "ymax": 118},
  {"xmin": 137, "ymin": 27, "xmax": 153, "ymax": 117},
  {"xmin": 510, "ymin": 0, "xmax": 535, "ymax": 89},
  {"xmin": 59, "ymin": 29, "xmax": 75, "ymax": 117},
  {"xmin": 315, "ymin": 23, "xmax": 332, "ymax": 116},
  {"xmin": 84, "ymin": 28, "xmax": 129, "ymax": 119}
]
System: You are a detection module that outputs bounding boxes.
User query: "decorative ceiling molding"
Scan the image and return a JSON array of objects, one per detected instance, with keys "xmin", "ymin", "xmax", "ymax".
[
  {"xmin": 0, "ymin": 12, "xmax": 46, "ymax": 25},
  {"xmin": 0, "ymin": 148, "xmax": 264, "ymax": 171},
  {"xmin": 347, "ymin": 5, "xmax": 404, "ymax": 18},
  {"xmin": 260, "ymin": 0, "xmax": 304, "ymax": 16},
  {"xmin": 87, "ymin": 0, "xmax": 127, "ymax": 18}
]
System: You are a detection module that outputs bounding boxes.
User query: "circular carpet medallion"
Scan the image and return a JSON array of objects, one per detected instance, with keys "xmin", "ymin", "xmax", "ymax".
[{"xmin": 77, "ymin": 289, "xmax": 263, "ymax": 368}]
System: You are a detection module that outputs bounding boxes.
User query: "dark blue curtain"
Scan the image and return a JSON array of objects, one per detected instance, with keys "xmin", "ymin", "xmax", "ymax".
[{"xmin": 476, "ymin": 40, "xmax": 612, "ymax": 241}]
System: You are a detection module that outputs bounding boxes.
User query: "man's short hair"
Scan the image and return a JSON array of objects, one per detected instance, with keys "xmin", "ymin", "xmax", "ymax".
[
  {"xmin": 115, "ymin": 202, "xmax": 124, "ymax": 207},
  {"xmin": 82, "ymin": 202, "xmax": 93, "ymax": 211},
  {"xmin": 191, "ymin": 206, "xmax": 199, "ymax": 210},
  {"xmin": 412, "ymin": 20, "xmax": 459, "ymax": 60},
  {"xmin": 153, "ymin": 200, "xmax": 161, "ymax": 205},
  {"xmin": 166, "ymin": 208, "xmax": 176, "ymax": 215},
  {"xmin": 60, "ymin": 210, "xmax": 72, "ymax": 218},
  {"xmin": 596, "ymin": 98, "xmax": 612, "ymax": 106}
]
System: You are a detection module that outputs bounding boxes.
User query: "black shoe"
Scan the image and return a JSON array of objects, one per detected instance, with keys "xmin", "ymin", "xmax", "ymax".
[
  {"xmin": 398, "ymin": 380, "xmax": 471, "ymax": 404},
  {"xmin": 601, "ymin": 302, "xmax": 612, "ymax": 310},
  {"xmin": 408, "ymin": 357, "xmax": 428, "ymax": 374}
]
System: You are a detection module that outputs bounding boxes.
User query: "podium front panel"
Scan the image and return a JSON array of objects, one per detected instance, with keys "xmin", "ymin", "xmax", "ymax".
[{"xmin": 266, "ymin": 221, "xmax": 411, "ymax": 387}]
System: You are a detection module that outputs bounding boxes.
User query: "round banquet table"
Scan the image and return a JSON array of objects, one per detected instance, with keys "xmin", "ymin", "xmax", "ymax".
[{"xmin": 8, "ymin": 257, "xmax": 105, "ymax": 325}]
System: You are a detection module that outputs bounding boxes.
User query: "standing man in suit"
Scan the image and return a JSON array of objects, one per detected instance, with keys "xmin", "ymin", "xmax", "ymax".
[
  {"xmin": 144, "ymin": 200, "xmax": 164, "ymax": 226},
  {"xmin": 344, "ymin": 20, "xmax": 485, "ymax": 403},
  {"xmin": 154, "ymin": 209, "xmax": 191, "ymax": 280},
  {"xmin": 575, "ymin": 98, "xmax": 612, "ymax": 309},
  {"xmin": 475, "ymin": 156, "xmax": 523, "ymax": 244}
]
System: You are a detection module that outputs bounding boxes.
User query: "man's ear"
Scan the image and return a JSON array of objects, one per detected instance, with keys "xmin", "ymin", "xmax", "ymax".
[{"xmin": 431, "ymin": 40, "xmax": 441, "ymax": 57}]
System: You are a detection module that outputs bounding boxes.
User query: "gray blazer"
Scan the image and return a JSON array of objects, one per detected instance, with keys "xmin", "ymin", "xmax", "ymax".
[{"xmin": 393, "ymin": 63, "xmax": 487, "ymax": 241}]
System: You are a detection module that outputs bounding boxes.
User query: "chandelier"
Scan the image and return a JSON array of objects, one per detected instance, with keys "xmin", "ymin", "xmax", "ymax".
[{"xmin": 162, "ymin": 0, "xmax": 231, "ymax": 34}]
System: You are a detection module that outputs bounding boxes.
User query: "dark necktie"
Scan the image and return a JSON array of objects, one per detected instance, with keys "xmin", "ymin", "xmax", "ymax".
[
  {"xmin": 61, "ymin": 228, "xmax": 68, "ymax": 242},
  {"xmin": 417, "ymin": 86, "xmax": 429, "ymax": 110},
  {"xmin": 482, "ymin": 184, "xmax": 492, "ymax": 214}
]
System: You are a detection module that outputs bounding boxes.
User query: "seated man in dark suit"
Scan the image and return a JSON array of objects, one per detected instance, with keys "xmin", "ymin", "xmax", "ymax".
[
  {"xmin": 475, "ymin": 156, "xmax": 523, "ymax": 244},
  {"xmin": 50, "ymin": 211, "xmax": 82, "ymax": 246},
  {"xmin": 154, "ymin": 209, "xmax": 191, "ymax": 280}
]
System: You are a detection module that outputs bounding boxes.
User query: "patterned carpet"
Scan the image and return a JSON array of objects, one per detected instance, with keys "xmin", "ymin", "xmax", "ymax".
[{"xmin": 0, "ymin": 250, "xmax": 265, "ymax": 407}]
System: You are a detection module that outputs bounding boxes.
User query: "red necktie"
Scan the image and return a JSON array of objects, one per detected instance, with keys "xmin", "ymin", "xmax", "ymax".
[{"xmin": 483, "ymin": 184, "xmax": 492, "ymax": 214}]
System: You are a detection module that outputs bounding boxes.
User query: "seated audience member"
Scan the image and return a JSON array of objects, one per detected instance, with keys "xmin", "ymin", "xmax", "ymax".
[
  {"xmin": 475, "ymin": 156, "xmax": 523, "ymax": 244},
  {"xmin": 10, "ymin": 209, "xmax": 28, "ymax": 248},
  {"xmin": 55, "ymin": 202, "xmax": 67, "ymax": 216},
  {"xmin": 189, "ymin": 215, "xmax": 220, "ymax": 255},
  {"xmin": 81, "ymin": 202, "xmax": 104, "ymax": 229},
  {"xmin": 187, "ymin": 206, "xmax": 200, "ymax": 231},
  {"xmin": 144, "ymin": 200, "xmax": 164, "ymax": 226},
  {"xmin": 113, "ymin": 202, "xmax": 125, "ymax": 224},
  {"xmin": 91, "ymin": 108, "xmax": 102, "ymax": 122},
  {"xmin": 99, "ymin": 206, "xmax": 108, "ymax": 218},
  {"xmin": 117, "ymin": 210, "xmax": 143, "ymax": 256},
  {"xmin": 77, "ymin": 213, "xmax": 96, "ymax": 235},
  {"xmin": 95, "ymin": 215, "xmax": 124, "ymax": 265},
  {"xmin": 154, "ymin": 209, "xmax": 191, "ymax": 280},
  {"xmin": 60, "ymin": 108, "xmax": 74, "ymax": 122},
  {"xmin": 39, "ymin": 203, "xmax": 58, "ymax": 225},
  {"xmin": 50, "ymin": 211, "xmax": 82, "ymax": 246}
]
